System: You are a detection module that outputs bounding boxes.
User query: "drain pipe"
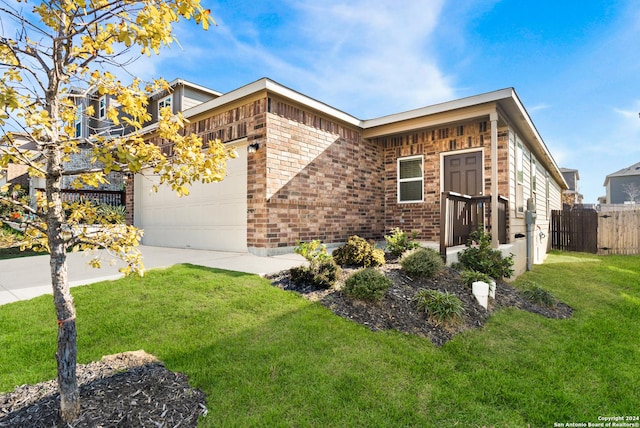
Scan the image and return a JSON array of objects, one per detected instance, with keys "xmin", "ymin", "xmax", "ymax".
[{"xmin": 525, "ymin": 198, "xmax": 537, "ymax": 271}]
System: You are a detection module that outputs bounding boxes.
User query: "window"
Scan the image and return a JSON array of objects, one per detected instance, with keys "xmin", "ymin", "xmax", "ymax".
[
  {"xmin": 75, "ymin": 104, "xmax": 83, "ymax": 138},
  {"xmin": 516, "ymin": 142, "xmax": 524, "ymax": 184},
  {"xmin": 515, "ymin": 140, "xmax": 524, "ymax": 215},
  {"xmin": 545, "ymin": 172, "xmax": 550, "ymax": 218},
  {"xmin": 98, "ymin": 95, "xmax": 106, "ymax": 119},
  {"xmin": 158, "ymin": 95, "xmax": 172, "ymax": 113},
  {"xmin": 531, "ymin": 158, "xmax": 537, "ymax": 192},
  {"xmin": 398, "ymin": 156, "xmax": 424, "ymax": 203}
]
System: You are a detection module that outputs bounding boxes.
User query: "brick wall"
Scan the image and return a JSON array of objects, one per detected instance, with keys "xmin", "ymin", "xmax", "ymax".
[
  {"xmin": 374, "ymin": 120, "xmax": 511, "ymax": 242},
  {"xmin": 247, "ymin": 97, "xmax": 385, "ymax": 252},
  {"xmin": 125, "ymin": 173, "xmax": 134, "ymax": 225}
]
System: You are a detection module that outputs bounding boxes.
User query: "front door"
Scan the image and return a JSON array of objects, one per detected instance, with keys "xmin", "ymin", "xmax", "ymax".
[{"xmin": 443, "ymin": 151, "xmax": 483, "ymax": 196}]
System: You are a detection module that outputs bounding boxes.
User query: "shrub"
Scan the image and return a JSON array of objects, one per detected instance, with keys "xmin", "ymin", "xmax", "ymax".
[
  {"xmin": 384, "ymin": 228, "xmax": 421, "ymax": 257},
  {"xmin": 400, "ymin": 248, "xmax": 444, "ymax": 278},
  {"xmin": 460, "ymin": 270, "xmax": 493, "ymax": 288},
  {"xmin": 290, "ymin": 259, "xmax": 341, "ymax": 290},
  {"xmin": 457, "ymin": 228, "xmax": 514, "ymax": 279},
  {"xmin": 343, "ymin": 268, "xmax": 392, "ymax": 301},
  {"xmin": 294, "ymin": 240, "xmax": 332, "ymax": 263},
  {"xmin": 97, "ymin": 203, "xmax": 126, "ymax": 224},
  {"xmin": 333, "ymin": 235, "xmax": 385, "ymax": 267},
  {"xmin": 520, "ymin": 281, "xmax": 557, "ymax": 307},
  {"xmin": 414, "ymin": 289, "xmax": 463, "ymax": 325}
]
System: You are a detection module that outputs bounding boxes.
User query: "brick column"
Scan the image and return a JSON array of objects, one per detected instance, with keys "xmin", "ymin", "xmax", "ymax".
[{"xmin": 125, "ymin": 173, "xmax": 134, "ymax": 226}]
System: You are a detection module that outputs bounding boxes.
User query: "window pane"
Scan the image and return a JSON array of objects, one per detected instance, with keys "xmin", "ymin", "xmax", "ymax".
[
  {"xmin": 400, "ymin": 159, "xmax": 422, "ymax": 179},
  {"xmin": 400, "ymin": 181, "xmax": 423, "ymax": 202}
]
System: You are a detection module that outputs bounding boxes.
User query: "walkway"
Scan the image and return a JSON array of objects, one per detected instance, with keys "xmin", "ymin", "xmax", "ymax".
[{"xmin": 0, "ymin": 246, "xmax": 305, "ymax": 306}]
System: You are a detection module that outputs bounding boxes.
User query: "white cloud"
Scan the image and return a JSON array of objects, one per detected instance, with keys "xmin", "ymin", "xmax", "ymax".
[{"xmin": 283, "ymin": 0, "xmax": 454, "ymax": 117}]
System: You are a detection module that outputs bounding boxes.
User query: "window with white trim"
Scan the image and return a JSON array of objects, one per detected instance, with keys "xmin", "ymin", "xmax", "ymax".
[
  {"xmin": 516, "ymin": 141, "xmax": 524, "ymax": 215},
  {"xmin": 545, "ymin": 171, "xmax": 550, "ymax": 218},
  {"xmin": 398, "ymin": 155, "xmax": 424, "ymax": 203},
  {"xmin": 531, "ymin": 158, "xmax": 537, "ymax": 192},
  {"xmin": 98, "ymin": 95, "xmax": 106, "ymax": 119},
  {"xmin": 516, "ymin": 142, "xmax": 524, "ymax": 184},
  {"xmin": 158, "ymin": 95, "xmax": 172, "ymax": 113}
]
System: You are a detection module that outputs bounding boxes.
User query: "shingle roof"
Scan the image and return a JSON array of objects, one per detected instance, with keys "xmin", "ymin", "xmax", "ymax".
[{"xmin": 603, "ymin": 161, "xmax": 640, "ymax": 186}]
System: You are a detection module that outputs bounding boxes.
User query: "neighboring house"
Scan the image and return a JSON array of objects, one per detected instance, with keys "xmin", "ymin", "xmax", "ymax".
[
  {"xmin": 129, "ymin": 78, "xmax": 567, "ymax": 275},
  {"xmin": 603, "ymin": 161, "xmax": 640, "ymax": 204},
  {"xmin": 0, "ymin": 134, "xmax": 34, "ymax": 203},
  {"xmin": 559, "ymin": 168, "xmax": 583, "ymax": 207},
  {"xmin": 30, "ymin": 79, "xmax": 223, "ymax": 215}
]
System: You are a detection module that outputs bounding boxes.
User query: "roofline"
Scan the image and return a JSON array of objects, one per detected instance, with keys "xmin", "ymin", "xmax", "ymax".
[
  {"xmin": 138, "ymin": 78, "xmax": 567, "ymax": 189},
  {"xmin": 148, "ymin": 78, "xmax": 223, "ymax": 99},
  {"xmin": 361, "ymin": 88, "xmax": 515, "ymax": 129},
  {"xmin": 184, "ymin": 78, "xmax": 362, "ymax": 127}
]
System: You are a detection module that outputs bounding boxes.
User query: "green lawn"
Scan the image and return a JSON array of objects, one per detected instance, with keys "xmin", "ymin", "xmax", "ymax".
[{"xmin": 1, "ymin": 252, "xmax": 638, "ymax": 427}]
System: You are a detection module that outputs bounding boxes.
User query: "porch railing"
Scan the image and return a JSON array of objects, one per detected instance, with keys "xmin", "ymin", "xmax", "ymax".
[
  {"xmin": 439, "ymin": 192, "xmax": 508, "ymax": 256},
  {"xmin": 59, "ymin": 189, "xmax": 126, "ymax": 207}
]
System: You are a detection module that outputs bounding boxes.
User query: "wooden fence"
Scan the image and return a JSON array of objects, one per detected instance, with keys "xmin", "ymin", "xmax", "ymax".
[
  {"xmin": 551, "ymin": 206, "xmax": 640, "ymax": 255},
  {"xmin": 551, "ymin": 209, "xmax": 598, "ymax": 253},
  {"xmin": 598, "ymin": 208, "xmax": 640, "ymax": 255}
]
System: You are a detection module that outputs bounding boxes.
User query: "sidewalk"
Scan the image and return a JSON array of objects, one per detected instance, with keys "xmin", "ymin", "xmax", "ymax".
[{"xmin": 0, "ymin": 246, "xmax": 305, "ymax": 306}]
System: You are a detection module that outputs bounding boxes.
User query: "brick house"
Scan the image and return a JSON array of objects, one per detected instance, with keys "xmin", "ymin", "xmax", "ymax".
[{"xmin": 130, "ymin": 78, "xmax": 566, "ymax": 274}]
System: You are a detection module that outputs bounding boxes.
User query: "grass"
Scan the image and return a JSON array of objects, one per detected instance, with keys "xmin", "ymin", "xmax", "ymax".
[{"xmin": 0, "ymin": 251, "xmax": 639, "ymax": 426}]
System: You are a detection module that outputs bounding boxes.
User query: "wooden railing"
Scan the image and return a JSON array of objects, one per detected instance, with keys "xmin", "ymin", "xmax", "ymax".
[
  {"xmin": 60, "ymin": 189, "xmax": 125, "ymax": 206},
  {"xmin": 439, "ymin": 192, "xmax": 508, "ymax": 256}
]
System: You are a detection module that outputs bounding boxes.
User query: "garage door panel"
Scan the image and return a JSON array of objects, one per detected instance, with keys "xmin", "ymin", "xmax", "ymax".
[{"xmin": 134, "ymin": 146, "xmax": 247, "ymax": 252}]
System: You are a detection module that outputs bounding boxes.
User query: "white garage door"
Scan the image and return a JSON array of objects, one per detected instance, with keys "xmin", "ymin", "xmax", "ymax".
[{"xmin": 134, "ymin": 144, "xmax": 247, "ymax": 252}]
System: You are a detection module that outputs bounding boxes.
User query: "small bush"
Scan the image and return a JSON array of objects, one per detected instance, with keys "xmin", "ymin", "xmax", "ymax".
[
  {"xmin": 294, "ymin": 240, "xmax": 332, "ymax": 263},
  {"xmin": 333, "ymin": 235, "xmax": 385, "ymax": 267},
  {"xmin": 521, "ymin": 281, "xmax": 556, "ymax": 307},
  {"xmin": 384, "ymin": 228, "xmax": 421, "ymax": 257},
  {"xmin": 97, "ymin": 203, "xmax": 126, "ymax": 224},
  {"xmin": 343, "ymin": 268, "xmax": 392, "ymax": 301},
  {"xmin": 460, "ymin": 270, "xmax": 493, "ymax": 288},
  {"xmin": 400, "ymin": 248, "xmax": 444, "ymax": 278},
  {"xmin": 290, "ymin": 259, "xmax": 341, "ymax": 289},
  {"xmin": 458, "ymin": 228, "xmax": 514, "ymax": 279},
  {"xmin": 414, "ymin": 289, "xmax": 463, "ymax": 325}
]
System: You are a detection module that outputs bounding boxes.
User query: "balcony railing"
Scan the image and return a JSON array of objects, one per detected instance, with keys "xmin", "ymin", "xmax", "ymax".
[
  {"xmin": 60, "ymin": 189, "xmax": 126, "ymax": 207},
  {"xmin": 439, "ymin": 192, "xmax": 508, "ymax": 256}
]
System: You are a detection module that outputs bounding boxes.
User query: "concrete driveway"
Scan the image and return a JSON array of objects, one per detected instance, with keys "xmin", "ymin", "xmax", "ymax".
[{"xmin": 0, "ymin": 246, "xmax": 305, "ymax": 306}]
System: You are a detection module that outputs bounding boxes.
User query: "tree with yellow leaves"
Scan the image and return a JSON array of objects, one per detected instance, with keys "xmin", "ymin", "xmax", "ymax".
[{"xmin": 0, "ymin": 0, "xmax": 233, "ymax": 422}]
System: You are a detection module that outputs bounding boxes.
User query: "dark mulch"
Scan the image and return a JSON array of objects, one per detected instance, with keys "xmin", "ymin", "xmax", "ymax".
[
  {"xmin": 0, "ymin": 351, "xmax": 206, "ymax": 428},
  {"xmin": 268, "ymin": 260, "xmax": 573, "ymax": 346}
]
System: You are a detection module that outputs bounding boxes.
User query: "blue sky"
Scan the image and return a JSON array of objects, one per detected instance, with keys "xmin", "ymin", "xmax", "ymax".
[{"xmin": 132, "ymin": 0, "xmax": 640, "ymax": 203}]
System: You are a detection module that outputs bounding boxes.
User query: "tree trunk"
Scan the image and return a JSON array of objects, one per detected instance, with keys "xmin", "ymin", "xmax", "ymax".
[
  {"xmin": 46, "ymin": 151, "xmax": 80, "ymax": 422},
  {"xmin": 51, "ymin": 241, "xmax": 80, "ymax": 422}
]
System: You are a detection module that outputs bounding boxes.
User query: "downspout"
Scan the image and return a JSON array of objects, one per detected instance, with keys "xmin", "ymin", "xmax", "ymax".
[{"xmin": 490, "ymin": 112, "xmax": 499, "ymax": 248}]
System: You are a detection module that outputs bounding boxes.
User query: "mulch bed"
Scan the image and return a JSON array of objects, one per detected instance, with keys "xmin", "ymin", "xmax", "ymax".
[
  {"xmin": 267, "ymin": 260, "xmax": 573, "ymax": 346},
  {"xmin": 0, "ymin": 351, "xmax": 206, "ymax": 428}
]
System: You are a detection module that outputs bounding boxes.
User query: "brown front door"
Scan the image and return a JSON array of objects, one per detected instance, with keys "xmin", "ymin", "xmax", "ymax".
[{"xmin": 443, "ymin": 151, "xmax": 483, "ymax": 196}]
